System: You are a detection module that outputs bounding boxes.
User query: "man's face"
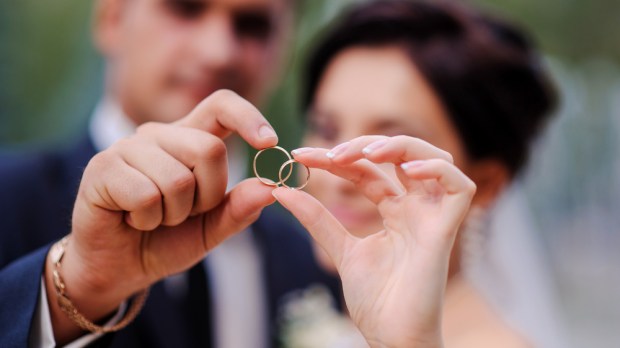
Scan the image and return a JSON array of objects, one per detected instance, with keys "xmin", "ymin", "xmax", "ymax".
[{"xmin": 96, "ymin": 0, "xmax": 291, "ymax": 124}]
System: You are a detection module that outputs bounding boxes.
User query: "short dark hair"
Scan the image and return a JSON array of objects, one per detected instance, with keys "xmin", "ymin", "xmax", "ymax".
[{"xmin": 304, "ymin": 0, "xmax": 557, "ymax": 175}]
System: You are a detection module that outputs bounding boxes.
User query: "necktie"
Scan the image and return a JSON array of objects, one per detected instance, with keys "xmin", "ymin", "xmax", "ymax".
[{"xmin": 184, "ymin": 261, "xmax": 212, "ymax": 347}]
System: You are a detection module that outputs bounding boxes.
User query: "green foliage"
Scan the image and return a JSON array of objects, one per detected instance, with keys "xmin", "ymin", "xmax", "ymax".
[
  {"xmin": 1, "ymin": 0, "xmax": 618, "ymax": 145},
  {"xmin": 472, "ymin": 0, "xmax": 620, "ymax": 61},
  {"xmin": 0, "ymin": 0, "xmax": 101, "ymax": 146}
]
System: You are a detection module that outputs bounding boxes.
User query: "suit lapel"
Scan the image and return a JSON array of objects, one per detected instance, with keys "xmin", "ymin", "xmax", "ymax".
[
  {"xmin": 253, "ymin": 208, "xmax": 344, "ymax": 347},
  {"xmin": 112, "ymin": 262, "xmax": 212, "ymax": 347}
]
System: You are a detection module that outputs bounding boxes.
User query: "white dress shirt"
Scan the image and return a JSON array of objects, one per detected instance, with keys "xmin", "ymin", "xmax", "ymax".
[{"xmin": 31, "ymin": 98, "xmax": 268, "ymax": 348}]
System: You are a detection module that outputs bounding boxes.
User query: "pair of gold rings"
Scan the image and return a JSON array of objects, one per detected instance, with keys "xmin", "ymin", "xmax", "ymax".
[{"xmin": 253, "ymin": 146, "xmax": 310, "ymax": 190}]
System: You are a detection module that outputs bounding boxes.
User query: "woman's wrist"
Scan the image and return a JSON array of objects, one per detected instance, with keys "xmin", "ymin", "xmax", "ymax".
[
  {"xmin": 366, "ymin": 336, "xmax": 443, "ymax": 348},
  {"xmin": 362, "ymin": 325, "xmax": 443, "ymax": 348}
]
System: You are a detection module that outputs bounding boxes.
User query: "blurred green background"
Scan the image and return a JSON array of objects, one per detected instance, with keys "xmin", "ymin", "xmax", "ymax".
[{"xmin": 1, "ymin": 0, "xmax": 619, "ymax": 345}]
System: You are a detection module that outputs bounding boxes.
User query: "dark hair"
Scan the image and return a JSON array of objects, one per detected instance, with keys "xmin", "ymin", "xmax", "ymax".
[{"xmin": 304, "ymin": 0, "xmax": 557, "ymax": 175}]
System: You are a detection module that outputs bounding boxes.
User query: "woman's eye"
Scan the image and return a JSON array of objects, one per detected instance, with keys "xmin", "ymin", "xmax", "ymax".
[
  {"xmin": 164, "ymin": 0, "xmax": 207, "ymax": 20},
  {"xmin": 307, "ymin": 119, "xmax": 339, "ymax": 144}
]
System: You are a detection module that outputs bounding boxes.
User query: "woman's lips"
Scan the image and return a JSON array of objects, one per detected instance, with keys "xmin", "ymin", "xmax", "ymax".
[{"xmin": 328, "ymin": 205, "xmax": 377, "ymax": 229}]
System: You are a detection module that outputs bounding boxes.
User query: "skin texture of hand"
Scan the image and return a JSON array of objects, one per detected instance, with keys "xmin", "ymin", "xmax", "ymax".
[
  {"xmin": 272, "ymin": 135, "xmax": 477, "ymax": 348},
  {"xmin": 44, "ymin": 90, "xmax": 278, "ymax": 344}
]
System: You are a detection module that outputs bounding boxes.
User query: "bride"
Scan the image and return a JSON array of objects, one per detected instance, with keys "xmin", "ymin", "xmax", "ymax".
[{"xmin": 276, "ymin": 0, "xmax": 559, "ymax": 346}]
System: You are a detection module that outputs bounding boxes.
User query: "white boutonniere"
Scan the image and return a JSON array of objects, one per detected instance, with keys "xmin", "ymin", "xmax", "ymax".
[{"xmin": 278, "ymin": 285, "xmax": 369, "ymax": 348}]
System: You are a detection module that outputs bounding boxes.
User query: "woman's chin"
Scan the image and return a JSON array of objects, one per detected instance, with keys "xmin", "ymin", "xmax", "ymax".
[{"xmin": 329, "ymin": 207, "xmax": 378, "ymax": 232}]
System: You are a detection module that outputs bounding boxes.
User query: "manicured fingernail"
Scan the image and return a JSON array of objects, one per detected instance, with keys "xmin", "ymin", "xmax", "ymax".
[
  {"xmin": 291, "ymin": 147, "xmax": 314, "ymax": 156},
  {"xmin": 258, "ymin": 125, "xmax": 277, "ymax": 139},
  {"xmin": 262, "ymin": 177, "xmax": 276, "ymax": 184},
  {"xmin": 326, "ymin": 141, "xmax": 350, "ymax": 159},
  {"xmin": 362, "ymin": 139, "xmax": 388, "ymax": 155},
  {"xmin": 401, "ymin": 160, "xmax": 426, "ymax": 170}
]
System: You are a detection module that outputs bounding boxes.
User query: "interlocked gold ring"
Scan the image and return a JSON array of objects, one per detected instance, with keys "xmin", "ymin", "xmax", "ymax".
[
  {"xmin": 253, "ymin": 146, "xmax": 292, "ymax": 186},
  {"xmin": 253, "ymin": 146, "xmax": 310, "ymax": 189},
  {"xmin": 278, "ymin": 159, "xmax": 310, "ymax": 190}
]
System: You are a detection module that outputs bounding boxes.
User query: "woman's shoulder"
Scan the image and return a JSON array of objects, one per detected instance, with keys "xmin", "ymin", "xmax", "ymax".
[{"xmin": 443, "ymin": 275, "xmax": 533, "ymax": 348}]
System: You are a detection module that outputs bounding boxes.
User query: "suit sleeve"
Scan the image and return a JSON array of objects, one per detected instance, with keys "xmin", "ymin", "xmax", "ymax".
[{"xmin": 0, "ymin": 246, "xmax": 49, "ymax": 348}]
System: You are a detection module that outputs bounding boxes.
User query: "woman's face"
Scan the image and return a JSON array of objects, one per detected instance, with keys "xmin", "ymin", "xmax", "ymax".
[{"xmin": 303, "ymin": 46, "xmax": 468, "ymax": 237}]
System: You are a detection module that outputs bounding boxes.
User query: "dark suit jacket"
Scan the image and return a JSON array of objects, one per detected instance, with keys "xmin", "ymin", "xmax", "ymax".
[{"xmin": 0, "ymin": 136, "xmax": 341, "ymax": 348}]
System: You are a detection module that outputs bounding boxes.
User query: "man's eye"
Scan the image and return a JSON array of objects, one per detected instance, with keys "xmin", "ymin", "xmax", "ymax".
[
  {"xmin": 164, "ymin": 0, "xmax": 207, "ymax": 20},
  {"xmin": 234, "ymin": 11, "xmax": 273, "ymax": 41}
]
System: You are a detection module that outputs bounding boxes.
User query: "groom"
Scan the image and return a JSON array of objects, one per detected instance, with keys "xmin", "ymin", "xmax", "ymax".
[{"xmin": 0, "ymin": 0, "xmax": 339, "ymax": 347}]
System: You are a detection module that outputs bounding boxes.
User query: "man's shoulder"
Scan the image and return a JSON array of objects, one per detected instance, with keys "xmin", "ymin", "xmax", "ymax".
[
  {"xmin": 0, "ymin": 137, "xmax": 96, "ymax": 266},
  {"xmin": 0, "ymin": 137, "xmax": 95, "ymax": 192},
  {"xmin": 0, "ymin": 148, "xmax": 56, "ymax": 180}
]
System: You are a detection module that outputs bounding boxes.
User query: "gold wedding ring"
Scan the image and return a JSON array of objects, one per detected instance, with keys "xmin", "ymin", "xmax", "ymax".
[
  {"xmin": 253, "ymin": 146, "xmax": 310, "ymax": 189},
  {"xmin": 254, "ymin": 146, "xmax": 291, "ymax": 186},
  {"xmin": 278, "ymin": 159, "xmax": 310, "ymax": 190}
]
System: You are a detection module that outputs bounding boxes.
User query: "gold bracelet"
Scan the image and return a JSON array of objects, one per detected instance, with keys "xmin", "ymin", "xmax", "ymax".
[{"xmin": 50, "ymin": 236, "xmax": 149, "ymax": 334}]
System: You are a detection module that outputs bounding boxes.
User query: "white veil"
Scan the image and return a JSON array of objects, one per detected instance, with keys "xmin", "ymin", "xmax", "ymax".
[{"xmin": 465, "ymin": 183, "xmax": 570, "ymax": 348}]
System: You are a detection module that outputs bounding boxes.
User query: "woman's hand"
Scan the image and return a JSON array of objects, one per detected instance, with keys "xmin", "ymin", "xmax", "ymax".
[{"xmin": 272, "ymin": 135, "xmax": 476, "ymax": 348}]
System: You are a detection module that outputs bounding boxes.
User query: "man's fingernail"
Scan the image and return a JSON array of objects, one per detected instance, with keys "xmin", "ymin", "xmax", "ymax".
[
  {"xmin": 291, "ymin": 147, "xmax": 314, "ymax": 156},
  {"xmin": 326, "ymin": 141, "xmax": 350, "ymax": 159},
  {"xmin": 362, "ymin": 139, "xmax": 388, "ymax": 155},
  {"xmin": 259, "ymin": 125, "xmax": 277, "ymax": 139},
  {"xmin": 401, "ymin": 160, "xmax": 425, "ymax": 170}
]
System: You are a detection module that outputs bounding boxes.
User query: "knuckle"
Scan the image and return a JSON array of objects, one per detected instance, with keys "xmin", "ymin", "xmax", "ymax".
[
  {"xmin": 87, "ymin": 151, "xmax": 115, "ymax": 174},
  {"xmin": 138, "ymin": 185, "xmax": 162, "ymax": 209},
  {"xmin": 168, "ymin": 170, "xmax": 196, "ymax": 193},
  {"xmin": 206, "ymin": 89, "xmax": 237, "ymax": 108},
  {"xmin": 428, "ymin": 158, "xmax": 445, "ymax": 167},
  {"xmin": 211, "ymin": 88, "xmax": 236, "ymax": 99},
  {"xmin": 198, "ymin": 179, "xmax": 227, "ymax": 211},
  {"xmin": 393, "ymin": 134, "xmax": 410, "ymax": 143},
  {"xmin": 198, "ymin": 137, "xmax": 227, "ymax": 160},
  {"xmin": 88, "ymin": 151, "xmax": 109, "ymax": 168},
  {"xmin": 136, "ymin": 121, "xmax": 160, "ymax": 135},
  {"xmin": 467, "ymin": 180, "xmax": 478, "ymax": 196},
  {"xmin": 407, "ymin": 136, "xmax": 423, "ymax": 145},
  {"xmin": 443, "ymin": 150, "xmax": 455, "ymax": 163},
  {"xmin": 163, "ymin": 211, "xmax": 190, "ymax": 227},
  {"xmin": 405, "ymin": 137, "xmax": 425, "ymax": 152},
  {"xmin": 136, "ymin": 217, "xmax": 160, "ymax": 232},
  {"xmin": 108, "ymin": 137, "xmax": 135, "ymax": 153},
  {"xmin": 193, "ymin": 89, "xmax": 238, "ymax": 122}
]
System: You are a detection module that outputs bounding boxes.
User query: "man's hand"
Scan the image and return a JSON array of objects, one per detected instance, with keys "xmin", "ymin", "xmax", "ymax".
[{"xmin": 46, "ymin": 90, "xmax": 278, "ymax": 344}]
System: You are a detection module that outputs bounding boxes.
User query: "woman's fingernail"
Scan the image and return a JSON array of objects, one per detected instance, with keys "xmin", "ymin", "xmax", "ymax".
[
  {"xmin": 291, "ymin": 147, "xmax": 314, "ymax": 156},
  {"xmin": 326, "ymin": 141, "xmax": 350, "ymax": 159},
  {"xmin": 401, "ymin": 160, "xmax": 426, "ymax": 170},
  {"xmin": 362, "ymin": 139, "xmax": 388, "ymax": 155},
  {"xmin": 258, "ymin": 125, "xmax": 277, "ymax": 139}
]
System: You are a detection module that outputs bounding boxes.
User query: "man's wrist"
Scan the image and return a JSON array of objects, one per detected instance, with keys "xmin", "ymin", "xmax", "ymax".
[
  {"xmin": 60, "ymin": 240, "xmax": 135, "ymax": 308},
  {"xmin": 44, "ymin": 239, "xmax": 136, "ymax": 344}
]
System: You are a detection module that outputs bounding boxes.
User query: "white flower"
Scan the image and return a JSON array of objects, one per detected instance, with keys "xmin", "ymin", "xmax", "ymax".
[{"xmin": 279, "ymin": 285, "xmax": 369, "ymax": 348}]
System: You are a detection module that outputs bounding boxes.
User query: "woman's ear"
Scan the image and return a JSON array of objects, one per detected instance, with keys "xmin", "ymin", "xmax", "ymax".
[
  {"xmin": 465, "ymin": 159, "xmax": 510, "ymax": 208},
  {"xmin": 92, "ymin": 0, "xmax": 125, "ymax": 57}
]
